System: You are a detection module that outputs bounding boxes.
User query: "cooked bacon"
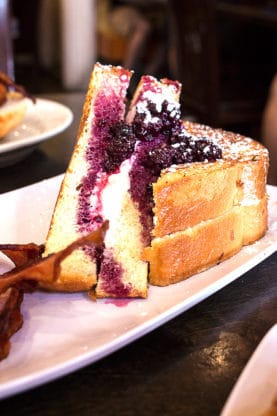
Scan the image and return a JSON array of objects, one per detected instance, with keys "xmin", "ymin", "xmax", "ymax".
[
  {"xmin": 0, "ymin": 243, "xmax": 44, "ymax": 267},
  {"xmin": 0, "ymin": 221, "xmax": 108, "ymax": 360},
  {"xmin": 0, "ymin": 222, "xmax": 108, "ymax": 293},
  {"xmin": 0, "ymin": 287, "xmax": 24, "ymax": 360},
  {"xmin": 0, "ymin": 244, "xmax": 44, "ymax": 360}
]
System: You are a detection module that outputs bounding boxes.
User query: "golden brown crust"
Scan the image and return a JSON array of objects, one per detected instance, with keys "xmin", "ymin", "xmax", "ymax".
[
  {"xmin": 152, "ymin": 160, "xmax": 242, "ymax": 237},
  {"xmin": 144, "ymin": 208, "xmax": 244, "ymax": 286},
  {"xmin": 144, "ymin": 122, "xmax": 269, "ymax": 286}
]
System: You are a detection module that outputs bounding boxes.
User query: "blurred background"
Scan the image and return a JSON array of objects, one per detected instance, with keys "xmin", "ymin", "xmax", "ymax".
[{"xmin": 1, "ymin": 0, "xmax": 277, "ymax": 181}]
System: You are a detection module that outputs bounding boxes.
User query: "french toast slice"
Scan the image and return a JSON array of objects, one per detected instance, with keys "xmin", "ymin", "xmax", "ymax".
[
  {"xmin": 143, "ymin": 124, "xmax": 269, "ymax": 286},
  {"xmin": 95, "ymin": 74, "xmax": 182, "ymax": 298},
  {"xmin": 43, "ymin": 63, "xmax": 132, "ymax": 292},
  {"xmin": 43, "ymin": 63, "xmax": 269, "ymax": 294}
]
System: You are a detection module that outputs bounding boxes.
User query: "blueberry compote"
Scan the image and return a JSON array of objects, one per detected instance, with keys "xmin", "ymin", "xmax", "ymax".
[
  {"xmin": 76, "ymin": 86, "xmax": 136, "ymax": 297},
  {"xmin": 77, "ymin": 91, "xmax": 133, "ymax": 234},
  {"xmin": 129, "ymin": 99, "xmax": 223, "ymax": 243}
]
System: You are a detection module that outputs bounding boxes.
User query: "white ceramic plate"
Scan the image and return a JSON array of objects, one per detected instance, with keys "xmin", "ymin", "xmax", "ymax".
[
  {"xmin": 0, "ymin": 99, "xmax": 73, "ymax": 167},
  {"xmin": 221, "ymin": 324, "xmax": 277, "ymax": 416},
  {"xmin": 0, "ymin": 177, "xmax": 276, "ymax": 400}
]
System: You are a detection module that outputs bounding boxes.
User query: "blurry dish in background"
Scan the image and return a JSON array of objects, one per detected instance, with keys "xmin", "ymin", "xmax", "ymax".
[{"xmin": 0, "ymin": 98, "xmax": 73, "ymax": 168}]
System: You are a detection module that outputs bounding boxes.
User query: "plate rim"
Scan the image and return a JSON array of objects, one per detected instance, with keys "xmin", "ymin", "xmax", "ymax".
[
  {"xmin": 0, "ymin": 177, "xmax": 276, "ymax": 400},
  {"xmin": 0, "ymin": 98, "xmax": 73, "ymax": 155}
]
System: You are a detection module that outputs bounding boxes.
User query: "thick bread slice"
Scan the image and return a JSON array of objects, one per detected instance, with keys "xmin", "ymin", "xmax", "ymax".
[
  {"xmin": 183, "ymin": 121, "xmax": 269, "ymax": 202},
  {"xmin": 96, "ymin": 161, "xmax": 148, "ymax": 298},
  {"xmin": 95, "ymin": 74, "xmax": 181, "ymax": 298},
  {"xmin": 0, "ymin": 92, "xmax": 28, "ymax": 138},
  {"xmin": 144, "ymin": 207, "xmax": 244, "ymax": 286},
  {"xmin": 145, "ymin": 195, "xmax": 268, "ymax": 286},
  {"xmin": 202, "ymin": 123, "xmax": 269, "ymax": 245},
  {"xmin": 43, "ymin": 63, "xmax": 132, "ymax": 292},
  {"xmin": 152, "ymin": 160, "xmax": 243, "ymax": 237},
  {"xmin": 144, "ymin": 123, "xmax": 269, "ymax": 286}
]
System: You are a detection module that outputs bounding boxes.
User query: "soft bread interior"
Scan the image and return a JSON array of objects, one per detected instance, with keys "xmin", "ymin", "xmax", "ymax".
[{"xmin": 96, "ymin": 165, "xmax": 148, "ymax": 298}]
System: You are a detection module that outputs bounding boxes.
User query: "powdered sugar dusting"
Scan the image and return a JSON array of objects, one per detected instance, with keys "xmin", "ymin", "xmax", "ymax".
[
  {"xmin": 183, "ymin": 120, "xmax": 269, "ymax": 163},
  {"xmin": 136, "ymin": 89, "xmax": 181, "ymax": 123}
]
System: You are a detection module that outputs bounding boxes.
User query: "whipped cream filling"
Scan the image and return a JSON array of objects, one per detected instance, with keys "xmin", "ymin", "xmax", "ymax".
[{"xmin": 101, "ymin": 158, "xmax": 133, "ymax": 245}]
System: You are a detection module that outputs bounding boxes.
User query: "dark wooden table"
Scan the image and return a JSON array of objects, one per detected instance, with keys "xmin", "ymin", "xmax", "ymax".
[{"xmin": 0, "ymin": 93, "xmax": 276, "ymax": 416}]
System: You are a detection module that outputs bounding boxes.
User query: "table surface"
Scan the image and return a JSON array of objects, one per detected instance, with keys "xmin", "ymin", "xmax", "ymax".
[{"xmin": 0, "ymin": 92, "xmax": 276, "ymax": 416}]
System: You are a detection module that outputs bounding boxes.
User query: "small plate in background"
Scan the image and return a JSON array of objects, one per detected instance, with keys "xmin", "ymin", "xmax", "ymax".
[{"xmin": 0, "ymin": 98, "xmax": 73, "ymax": 167}]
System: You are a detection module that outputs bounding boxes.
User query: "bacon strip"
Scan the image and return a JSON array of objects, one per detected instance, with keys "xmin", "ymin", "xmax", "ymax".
[
  {"xmin": 0, "ymin": 287, "xmax": 24, "ymax": 360},
  {"xmin": 0, "ymin": 222, "xmax": 108, "ymax": 293},
  {"xmin": 0, "ymin": 243, "xmax": 44, "ymax": 267},
  {"xmin": 0, "ymin": 222, "xmax": 108, "ymax": 360}
]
